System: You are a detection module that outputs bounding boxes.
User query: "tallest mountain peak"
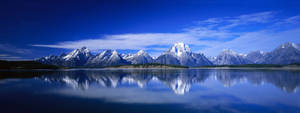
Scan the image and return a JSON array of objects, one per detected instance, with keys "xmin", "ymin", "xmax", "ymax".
[
  {"xmin": 168, "ymin": 42, "xmax": 192, "ymax": 57},
  {"xmin": 174, "ymin": 42, "xmax": 186, "ymax": 46},
  {"xmin": 173, "ymin": 42, "xmax": 190, "ymax": 50},
  {"xmin": 156, "ymin": 42, "xmax": 212, "ymax": 66}
]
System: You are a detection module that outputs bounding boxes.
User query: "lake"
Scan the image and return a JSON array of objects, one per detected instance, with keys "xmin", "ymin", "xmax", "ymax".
[{"xmin": 0, "ymin": 69, "xmax": 300, "ymax": 113}]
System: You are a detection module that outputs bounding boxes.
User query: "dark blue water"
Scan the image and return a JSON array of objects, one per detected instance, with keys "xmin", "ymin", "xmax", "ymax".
[{"xmin": 0, "ymin": 69, "xmax": 300, "ymax": 113}]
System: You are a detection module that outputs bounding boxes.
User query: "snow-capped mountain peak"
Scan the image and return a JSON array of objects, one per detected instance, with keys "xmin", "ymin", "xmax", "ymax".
[
  {"xmin": 86, "ymin": 49, "xmax": 129, "ymax": 66},
  {"xmin": 156, "ymin": 42, "xmax": 213, "ymax": 66},
  {"xmin": 63, "ymin": 46, "xmax": 91, "ymax": 60},
  {"xmin": 214, "ymin": 49, "xmax": 251, "ymax": 65},
  {"xmin": 168, "ymin": 42, "xmax": 192, "ymax": 57},
  {"xmin": 110, "ymin": 50, "xmax": 121, "ymax": 59},
  {"xmin": 112, "ymin": 50, "xmax": 118, "ymax": 55},
  {"xmin": 121, "ymin": 50, "xmax": 153, "ymax": 64},
  {"xmin": 96, "ymin": 50, "xmax": 120, "ymax": 60},
  {"xmin": 135, "ymin": 50, "xmax": 152, "ymax": 58},
  {"xmin": 137, "ymin": 50, "xmax": 146, "ymax": 56},
  {"xmin": 262, "ymin": 42, "xmax": 300, "ymax": 64},
  {"xmin": 99, "ymin": 50, "xmax": 112, "ymax": 57},
  {"xmin": 279, "ymin": 42, "xmax": 300, "ymax": 50}
]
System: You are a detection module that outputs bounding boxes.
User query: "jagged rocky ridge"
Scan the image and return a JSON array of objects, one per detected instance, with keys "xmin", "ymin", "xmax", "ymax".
[
  {"xmin": 261, "ymin": 42, "xmax": 300, "ymax": 64},
  {"xmin": 86, "ymin": 50, "xmax": 129, "ymax": 67},
  {"xmin": 213, "ymin": 49, "xmax": 251, "ymax": 65},
  {"xmin": 210, "ymin": 42, "xmax": 300, "ymax": 65},
  {"xmin": 122, "ymin": 50, "xmax": 154, "ymax": 64},
  {"xmin": 37, "ymin": 42, "xmax": 300, "ymax": 67}
]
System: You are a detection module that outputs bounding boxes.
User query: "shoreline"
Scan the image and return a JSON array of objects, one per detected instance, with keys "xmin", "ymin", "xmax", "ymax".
[
  {"xmin": 1, "ymin": 66, "xmax": 300, "ymax": 70},
  {"xmin": 191, "ymin": 66, "xmax": 300, "ymax": 70}
]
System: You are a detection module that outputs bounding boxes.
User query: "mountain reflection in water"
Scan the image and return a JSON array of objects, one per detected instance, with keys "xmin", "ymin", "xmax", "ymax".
[
  {"xmin": 36, "ymin": 69, "xmax": 300, "ymax": 95},
  {"xmin": 1, "ymin": 69, "xmax": 300, "ymax": 113}
]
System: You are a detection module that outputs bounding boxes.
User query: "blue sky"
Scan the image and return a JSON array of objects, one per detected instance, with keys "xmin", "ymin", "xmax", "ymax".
[{"xmin": 1, "ymin": 0, "xmax": 300, "ymax": 60}]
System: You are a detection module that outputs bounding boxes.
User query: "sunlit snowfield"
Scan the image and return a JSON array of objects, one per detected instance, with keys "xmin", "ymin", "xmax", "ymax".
[{"xmin": 0, "ymin": 69, "xmax": 300, "ymax": 113}]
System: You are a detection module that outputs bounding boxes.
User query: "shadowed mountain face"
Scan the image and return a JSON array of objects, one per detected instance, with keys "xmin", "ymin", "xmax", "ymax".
[
  {"xmin": 262, "ymin": 42, "xmax": 300, "ymax": 64},
  {"xmin": 214, "ymin": 49, "xmax": 251, "ymax": 65},
  {"xmin": 4, "ymin": 69, "xmax": 297, "ymax": 94},
  {"xmin": 245, "ymin": 51, "xmax": 266, "ymax": 63},
  {"xmin": 155, "ymin": 54, "xmax": 181, "ymax": 65}
]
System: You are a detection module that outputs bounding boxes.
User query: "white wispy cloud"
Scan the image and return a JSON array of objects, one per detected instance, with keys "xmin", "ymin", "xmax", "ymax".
[
  {"xmin": 33, "ymin": 33, "xmax": 192, "ymax": 50},
  {"xmin": 200, "ymin": 28, "xmax": 300, "ymax": 56},
  {"xmin": 273, "ymin": 15, "xmax": 300, "ymax": 27},
  {"xmin": 284, "ymin": 15, "xmax": 300, "ymax": 24},
  {"xmin": 0, "ymin": 56, "xmax": 22, "ymax": 59},
  {"xmin": 0, "ymin": 44, "xmax": 33, "ymax": 60},
  {"xmin": 197, "ymin": 11, "xmax": 275, "ymax": 30},
  {"xmin": 184, "ymin": 27, "xmax": 238, "ymax": 39},
  {"xmin": 0, "ymin": 54, "xmax": 9, "ymax": 57},
  {"xmin": 0, "ymin": 54, "xmax": 24, "ymax": 60},
  {"xmin": 0, "ymin": 44, "xmax": 32, "ymax": 54},
  {"xmin": 32, "ymin": 11, "xmax": 300, "ymax": 56}
]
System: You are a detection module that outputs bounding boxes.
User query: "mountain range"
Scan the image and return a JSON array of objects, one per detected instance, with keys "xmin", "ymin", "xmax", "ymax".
[{"xmin": 37, "ymin": 42, "xmax": 300, "ymax": 67}]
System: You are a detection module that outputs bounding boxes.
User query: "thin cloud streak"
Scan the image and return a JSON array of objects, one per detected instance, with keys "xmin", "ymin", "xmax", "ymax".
[
  {"xmin": 32, "ymin": 11, "xmax": 300, "ymax": 56},
  {"xmin": 201, "ymin": 28, "xmax": 300, "ymax": 56},
  {"xmin": 32, "ymin": 33, "xmax": 221, "ymax": 51},
  {"xmin": 0, "ymin": 54, "xmax": 27, "ymax": 61},
  {"xmin": 197, "ymin": 11, "xmax": 275, "ymax": 30},
  {"xmin": 0, "ymin": 54, "xmax": 10, "ymax": 57},
  {"xmin": 0, "ymin": 44, "xmax": 32, "ymax": 54}
]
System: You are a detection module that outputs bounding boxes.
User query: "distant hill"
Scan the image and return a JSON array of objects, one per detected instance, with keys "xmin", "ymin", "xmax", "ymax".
[{"xmin": 0, "ymin": 60, "xmax": 61, "ymax": 69}]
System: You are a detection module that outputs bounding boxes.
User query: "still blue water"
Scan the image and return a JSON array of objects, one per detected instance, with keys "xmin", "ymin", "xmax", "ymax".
[{"xmin": 0, "ymin": 69, "xmax": 300, "ymax": 113}]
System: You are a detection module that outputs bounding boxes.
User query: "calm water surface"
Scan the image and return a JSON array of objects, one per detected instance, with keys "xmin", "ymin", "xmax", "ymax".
[{"xmin": 0, "ymin": 69, "xmax": 300, "ymax": 113}]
